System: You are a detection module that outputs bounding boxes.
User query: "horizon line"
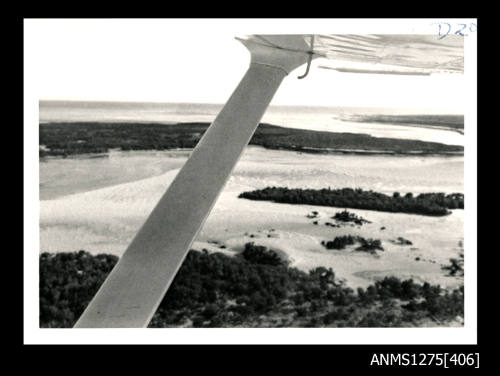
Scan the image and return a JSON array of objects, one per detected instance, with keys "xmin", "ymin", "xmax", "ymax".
[{"xmin": 38, "ymin": 99, "xmax": 464, "ymax": 113}]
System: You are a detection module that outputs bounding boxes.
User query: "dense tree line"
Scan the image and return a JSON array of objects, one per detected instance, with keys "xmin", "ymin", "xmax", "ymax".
[
  {"xmin": 39, "ymin": 122, "xmax": 208, "ymax": 157},
  {"xmin": 249, "ymin": 124, "xmax": 463, "ymax": 154},
  {"xmin": 39, "ymin": 122, "xmax": 463, "ymax": 158},
  {"xmin": 239, "ymin": 187, "xmax": 464, "ymax": 216},
  {"xmin": 40, "ymin": 246, "xmax": 463, "ymax": 328}
]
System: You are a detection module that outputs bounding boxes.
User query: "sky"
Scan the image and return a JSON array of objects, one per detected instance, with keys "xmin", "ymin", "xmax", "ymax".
[{"xmin": 24, "ymin": 18, "xmax": 475, "ymax": 113}]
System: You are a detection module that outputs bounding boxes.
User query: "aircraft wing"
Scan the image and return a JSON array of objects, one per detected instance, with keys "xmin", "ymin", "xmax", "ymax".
[
  {"xmin": 74, "ymin": 34, "xmax": 464, "ymax": 328},
  {"xmin": 239, "ymin": 34, "xmax": 464, "ymax": 76}
]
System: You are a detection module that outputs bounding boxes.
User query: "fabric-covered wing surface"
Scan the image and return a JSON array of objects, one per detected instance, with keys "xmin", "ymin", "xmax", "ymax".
[{"xmin": 239, "ymin": 34, "xmax": 464, "ymax": 76}]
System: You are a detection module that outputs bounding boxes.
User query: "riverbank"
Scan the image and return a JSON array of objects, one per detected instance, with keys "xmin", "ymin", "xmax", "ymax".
[{"xmin": 39, "ymin": 121, "xmax": 464, "ymax": 158}]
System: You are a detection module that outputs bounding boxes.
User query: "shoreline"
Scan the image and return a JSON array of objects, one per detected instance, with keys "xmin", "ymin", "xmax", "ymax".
[
  {"xmin": 39, "ymin": 121, "xmax": 464, "ymax": 158},
  {"xmin": 39, "ymin": 146, "xmax": 464, "ymax": 203},
  {"xmin": 274, "ymin": 146, "xmax": 464, "ymax": 157},
  {"xmin": 340, "ymin": 114, "xmax": 464, "ymax": 134},
  {"xmin": 39, "ymin": 147, "xmax": 464, "ymax": 161}
]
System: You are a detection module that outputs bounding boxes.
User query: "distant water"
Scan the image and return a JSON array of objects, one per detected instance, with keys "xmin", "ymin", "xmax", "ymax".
[
  {"xmin": 39, "ymin": 100, "xmax": 464, "ymax": 146},
  {"xmin": 40, "ymin": 147, "xmax": 464, "ymax": 201}
]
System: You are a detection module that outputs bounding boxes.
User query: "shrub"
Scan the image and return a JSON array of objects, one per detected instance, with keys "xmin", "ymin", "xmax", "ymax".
[
  {"xmin": 355, "ymin": 238, "xmax": 384, "ymax": 253},
  {"xmin": 240, "ymin": 242, "xmax": 287, "ymax": 266}
]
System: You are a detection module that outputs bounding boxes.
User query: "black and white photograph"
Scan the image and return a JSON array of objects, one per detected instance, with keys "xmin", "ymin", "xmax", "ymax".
[{"xmin": 24, "ymin": 18, "xmax": 477, "ymax": 345}]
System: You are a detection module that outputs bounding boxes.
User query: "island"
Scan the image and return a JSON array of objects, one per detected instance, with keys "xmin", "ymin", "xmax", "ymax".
[
  {"xmin": 239, "ymin": 187, "xmax": 464, "ymax": 216},
  {"xmin": 39, "ymin": 121, "xmax": 464, "ymax": 158}
]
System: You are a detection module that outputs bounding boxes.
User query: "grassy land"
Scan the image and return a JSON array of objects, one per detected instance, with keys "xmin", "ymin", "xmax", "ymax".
[
  {"xmin": 39, "ymin": 122, "xmax": 464, "ymax": 158},
  {"xmin": 40, "ymin": 247, "xmax": 463, "ymax": 328},
  {"xmin": 239, "ymin": 188, "xmax": 464, "ymax": 216}
]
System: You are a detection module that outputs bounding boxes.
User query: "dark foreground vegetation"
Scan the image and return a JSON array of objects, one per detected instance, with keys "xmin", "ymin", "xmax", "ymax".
[
  {"xmin": 239, "ymin": 187, "xmax": 464, "ymax": 216},
  {"xmin": 39, "ymin": 122, "xmax": 464, "ymax": 158},
  {"xmin": 40, "ymin": 245, "xmax": 463, "ymax": 328}
]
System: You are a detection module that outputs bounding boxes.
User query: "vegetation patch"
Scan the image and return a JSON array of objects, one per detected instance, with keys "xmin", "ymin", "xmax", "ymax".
[
  {"xmin": 239, "ymin": 187, "xmax": 463, "ymax": 216},
  {"xmin": 322, "ymin": 236, "xmax": 384, "ymax": 254},
  {"xmin": 39, "ymin": 248, "xmax": 463, "ymax": 328},
  {"xmin": 355, "ymin": 238, "xmax": 384, "ymax": 254},
  {"xmin": 332, "ymin": 210, "xmax": 370, "ymax": 225},
  {"xmin": 442, "ymin": 253, "xmax": 464, "ymax": 277},
  {"xmin": 390, "ymin": 237, "xmax": 413, "ymax": 246},
  {"xmin": 306, "ymin": 211, "xmax": 319, "ymax": 219},
  {"xmin": 40, "ymin": 121, "xmax": 463, "ymax": 158},
  {"xmin": 238, "ymin": 242, "xmax": 288, "ymax": 267}
]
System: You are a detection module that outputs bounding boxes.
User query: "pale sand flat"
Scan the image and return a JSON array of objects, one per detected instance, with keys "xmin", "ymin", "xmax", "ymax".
[{"xmin": 39, "ymin": 147, "xmax": 463, "ymax": 290}]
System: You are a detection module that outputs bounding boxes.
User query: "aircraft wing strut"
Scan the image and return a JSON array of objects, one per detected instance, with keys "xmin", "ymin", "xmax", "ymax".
[{"xmin": 74, "ymin": 35, "xmax": 312, "ymax": 327}]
